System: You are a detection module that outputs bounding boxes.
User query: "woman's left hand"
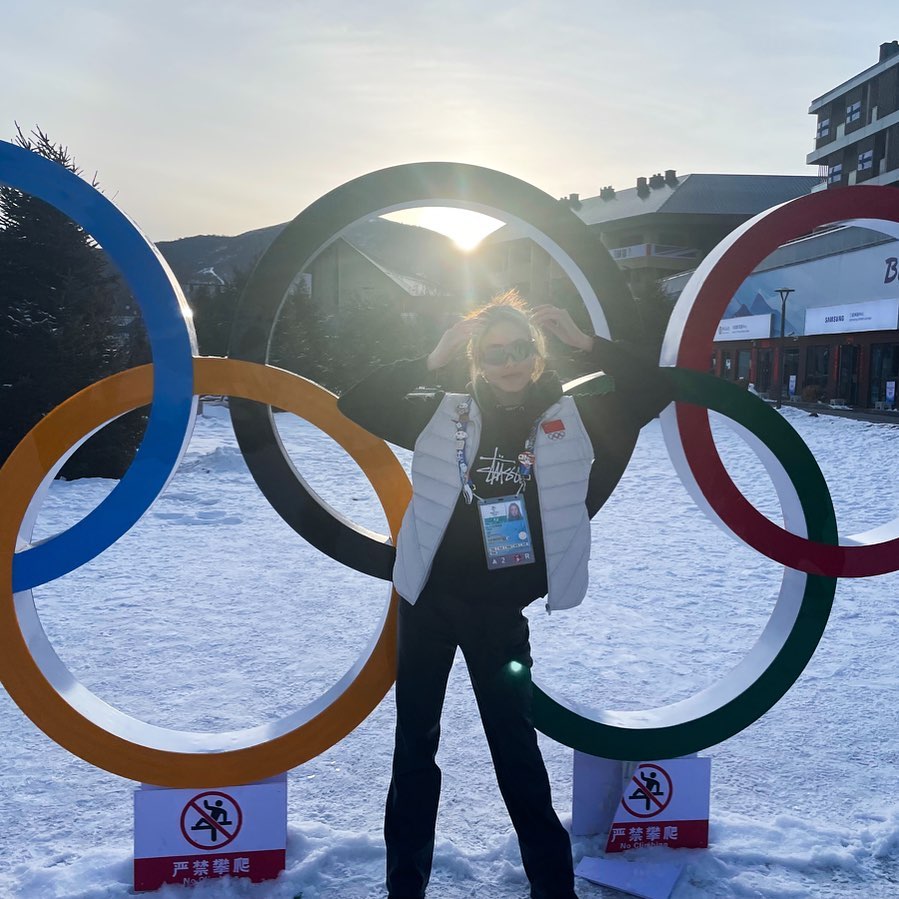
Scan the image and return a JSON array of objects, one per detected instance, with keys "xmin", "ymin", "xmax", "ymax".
[{"xmin": 530, "ymin": 305, "xmax": 593, "ymax": 352}]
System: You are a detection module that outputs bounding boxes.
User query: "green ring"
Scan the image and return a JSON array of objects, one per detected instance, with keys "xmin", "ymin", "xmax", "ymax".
[{"xmin": 532, "ymin": 368, "xmax": 838, "ymax": 759}]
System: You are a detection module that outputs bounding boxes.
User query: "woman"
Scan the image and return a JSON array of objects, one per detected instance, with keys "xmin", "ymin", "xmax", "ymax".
[{"xmin": 338, "ymin": 292, "xmax": 669, "ymax": 899}]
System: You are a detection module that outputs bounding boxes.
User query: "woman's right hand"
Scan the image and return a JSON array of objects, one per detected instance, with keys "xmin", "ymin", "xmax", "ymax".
[{"xmin": 427, "ymin": 318, "xmax": 485, "ymax": 371}]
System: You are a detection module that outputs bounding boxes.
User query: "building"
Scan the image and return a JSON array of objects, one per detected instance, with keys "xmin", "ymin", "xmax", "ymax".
[
  {"xmin": 477, "ymin": 172, "xmax": 820, "ymax": 303},
  {"xmin": 808, "ymin": 40, "xmax": 899, "ymax": 190},
  {"xmin": 691, "ymin": 40, "xmax": 899, "ymax": 410},
  {"xmin": 308, "ymin": 237, "xmax": 447, "ymax": 317},
  {"xmin": 675, "ymin": 226, "xmax": 899, "ymax": 407}
]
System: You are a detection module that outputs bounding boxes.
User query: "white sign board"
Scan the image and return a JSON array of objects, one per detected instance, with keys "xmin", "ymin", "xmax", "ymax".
[
  {"xmin": 576, "ymin": 856, "xmax": 684, "ymax": 899},
  {"xmin": 572, "ymin": 752, "xmax": 625, "ymax": 836},
  {"xmin": 804, "ymin": 297, "xmax": 899, "ymax": 335},
  {"xmin": 605, "ymin": 758, "xmax": 711, "ymax": 853},
  {"xmin": 133, "ymin": 775, "xmax": 286, "ymax": 891},
  {"xmin": 714, "ymin": 313, "xmax": 772, "ymax": 342}
]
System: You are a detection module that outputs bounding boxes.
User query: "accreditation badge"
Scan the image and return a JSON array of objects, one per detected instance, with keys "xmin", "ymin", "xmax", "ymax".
[{"xmin": 477, "ymin": 494, "xmax": 535, "ymax": 570}]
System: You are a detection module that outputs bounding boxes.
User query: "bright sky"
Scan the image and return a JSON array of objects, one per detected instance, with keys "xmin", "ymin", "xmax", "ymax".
[{"xmin": 2, "ymin": 2, "xmax": 895, "ymax": 244}]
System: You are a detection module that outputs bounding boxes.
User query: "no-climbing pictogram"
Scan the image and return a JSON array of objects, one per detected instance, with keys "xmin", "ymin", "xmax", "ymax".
[
  {"xmin": 180, "ymin": 790, "xmax": 243, "ymax": 850},
  {"xmin": 621, "ymin": 764, "xmax": 673, "ymax": 818}
]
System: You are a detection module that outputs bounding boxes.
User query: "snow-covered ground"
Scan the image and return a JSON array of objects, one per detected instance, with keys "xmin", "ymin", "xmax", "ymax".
[{"xmin": 2, "ymin": 401, "xmax": 899, "ymax": 898}]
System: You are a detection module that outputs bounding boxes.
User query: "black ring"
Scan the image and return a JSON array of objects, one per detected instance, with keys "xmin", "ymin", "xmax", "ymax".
[{"xmin": 228, "ymin": 162, "xmax": 641, "ymax": 579}]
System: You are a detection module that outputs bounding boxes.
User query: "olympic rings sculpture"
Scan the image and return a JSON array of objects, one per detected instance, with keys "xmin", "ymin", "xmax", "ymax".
[{"xmin": 1, "ymin": 139, "xmax": 897, "ymax": 787}]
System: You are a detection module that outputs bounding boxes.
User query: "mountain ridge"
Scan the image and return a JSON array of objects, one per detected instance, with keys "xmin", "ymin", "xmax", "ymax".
[{"xmin": 156, "ymin": 217, "xmax": 466, "ymax": 292}]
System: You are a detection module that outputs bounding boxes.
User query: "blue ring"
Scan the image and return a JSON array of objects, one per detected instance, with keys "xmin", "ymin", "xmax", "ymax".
[{"xmin": 0, "ymin": 141, "xmax": 196, "ymax": 591}]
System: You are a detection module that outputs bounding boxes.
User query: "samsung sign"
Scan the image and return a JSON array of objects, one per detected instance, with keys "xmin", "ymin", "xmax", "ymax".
[
  {"xmin": 804, "ymin": 297, "xmax": 899, "ymax": 335},
  {"xmin": 714, "ymin": 314, "xmax": 772, "ymax": 342}
]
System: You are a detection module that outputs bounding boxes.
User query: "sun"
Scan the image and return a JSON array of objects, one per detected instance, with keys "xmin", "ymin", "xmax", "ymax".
[{"xmin": 384, "ymin": 207, "xmax": 504, "ymax": 251}]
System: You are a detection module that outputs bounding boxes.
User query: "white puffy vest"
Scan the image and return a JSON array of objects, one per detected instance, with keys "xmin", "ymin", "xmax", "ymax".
[{"xmin": 393, "ymin": 392, "xmax": 594, "ymax": 610}]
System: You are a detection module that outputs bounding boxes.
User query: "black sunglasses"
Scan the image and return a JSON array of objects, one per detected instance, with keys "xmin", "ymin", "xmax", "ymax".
[{"xmin": 480, "ymin": 338, "xmax": 537, "ymax": 366}]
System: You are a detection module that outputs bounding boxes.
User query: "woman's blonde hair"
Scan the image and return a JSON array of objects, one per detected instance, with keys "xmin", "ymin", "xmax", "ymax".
[{"xmin": 465, "ymin": 289, "xmax": 546, "ymax": 382}]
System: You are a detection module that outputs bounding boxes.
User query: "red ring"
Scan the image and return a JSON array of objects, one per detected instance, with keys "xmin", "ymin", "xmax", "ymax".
[{"xmin": 675, "ymin": 186, "xmax": 899, "ymax": 577}]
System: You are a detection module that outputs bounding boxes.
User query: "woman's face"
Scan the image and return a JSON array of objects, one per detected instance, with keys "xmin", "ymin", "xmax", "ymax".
[{"xmin": 476, "ymin": 319, "xmax": 538, "ymax": 396}]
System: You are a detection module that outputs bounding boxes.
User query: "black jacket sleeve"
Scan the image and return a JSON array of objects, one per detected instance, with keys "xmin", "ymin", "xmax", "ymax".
[
  {"xmin": 336, "ymin": 357, "xmax": 443, "ymax": 450},
  {"xmin": 573, "ymin": 337, "xmax": 674, "ymax": 429}
]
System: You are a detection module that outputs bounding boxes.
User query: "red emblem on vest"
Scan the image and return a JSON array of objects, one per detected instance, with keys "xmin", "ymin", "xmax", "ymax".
[{"xmin": 541, "ymin": 419, "xmax": 566, "ymax": 440}]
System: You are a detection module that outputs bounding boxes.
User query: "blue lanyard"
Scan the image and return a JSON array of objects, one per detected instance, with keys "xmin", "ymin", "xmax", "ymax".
[{"xmin": 454, "ymin": 398, "xmax": 541, "ymax": 505}]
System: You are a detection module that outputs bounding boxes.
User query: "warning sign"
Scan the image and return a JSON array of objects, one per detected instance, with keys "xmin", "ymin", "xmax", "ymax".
[
  {"xmin": 621, "ymin": 764, "xmax": 673, "ymax": 818},
  {"xmin": 181, "ymin": 791, "xmax": 242, "ymax": 850},
  {"xmin": 133, "ymin": 774, "xmax": 286, "ymax": 891},
  {"xmin": 605, "ymin": 757, "xmax": 710, "ymax": 853}
]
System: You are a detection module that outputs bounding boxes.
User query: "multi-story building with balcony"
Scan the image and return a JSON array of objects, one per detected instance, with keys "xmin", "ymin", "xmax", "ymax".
[{"xmin": 808, "ymin": 40, "xmax": 899, "ymax": 190}]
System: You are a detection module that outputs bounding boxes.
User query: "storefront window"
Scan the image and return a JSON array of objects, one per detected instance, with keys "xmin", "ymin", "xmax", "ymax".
[
  {"xmin": 804, "ymin": 345, "xmax": 829, "ymax": 398},
  {"xmin": 836, "ymin": 345, "xmax": 859, "ymax": 405},
  {"xmin": 736, "ymin": 349, "xmax": 751, "ymax": 382},
  {"xmin": 783, "ymin": 348, "xmax": 799, "ymax": 398},
  {"xmin": 869, "ymin": 343, "xmax": 899, "ymax": 408},
  {"xmin": 756, "ymin": 350, "xmax": 772, "ymax": 394}
]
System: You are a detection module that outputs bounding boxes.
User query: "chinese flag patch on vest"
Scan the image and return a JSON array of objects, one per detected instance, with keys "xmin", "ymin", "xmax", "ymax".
[{"xmin": 541, "ymin": 419, "xmax": 566, "ymax": 440}]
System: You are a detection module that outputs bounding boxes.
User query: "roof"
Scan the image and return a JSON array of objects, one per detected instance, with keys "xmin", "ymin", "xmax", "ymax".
[
  {"xmin": 661, "ymin": 223, "xmax": 898, "ymax": 300},
  {"xmin": 345, "ymin": 240, "xmax": 447, "ymax": 297},
  {"xmin": 486, "ymin": 173, "xmax": 822, "ymax": 243}
]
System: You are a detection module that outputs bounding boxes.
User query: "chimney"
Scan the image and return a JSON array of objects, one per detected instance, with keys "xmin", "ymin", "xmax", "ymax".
[
  {"xmin": 558, "ymin": 193, "xmax": 582, "ymax": 210},
  {"xmin": 636, "ymin": 176, "xmax": 650, "ymax": 198},
  {"xmin": 649, "ymin": 173, "xmax": 665, "ymax": 189},
  {"xmin": 599, "ymin": 185, "xmax": 616, "ymax": 200},
  {"xmin": 664, "ymin": 169, "xmax": 678, "ymax": 186},
  {"xmin": 880, "ymin": 40, "xmax": 899, "ymax": 62}
]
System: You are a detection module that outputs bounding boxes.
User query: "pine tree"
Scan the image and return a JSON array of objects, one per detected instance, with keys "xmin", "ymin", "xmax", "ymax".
[
  {"xmin": 0, "ymin": 124, "xmax": 147, "ymax": 477},
  {"xmin": 269, "ymin": 276, "xmax": 350, "ymax": 390}
]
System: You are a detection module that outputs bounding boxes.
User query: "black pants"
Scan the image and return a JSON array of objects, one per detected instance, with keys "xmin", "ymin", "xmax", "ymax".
[{"xmin": 384, "ymin": 591, "xmax": 577, "ymax": 899}]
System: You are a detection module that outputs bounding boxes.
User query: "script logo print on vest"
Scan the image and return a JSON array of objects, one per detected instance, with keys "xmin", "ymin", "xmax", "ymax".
[
  {"xmin": 541, "ymin": 420, "xmax": 566, "ymax": 440},
  {"xmin": 477, "ymin": 448, "xmax": 524, "ymax": 487}
]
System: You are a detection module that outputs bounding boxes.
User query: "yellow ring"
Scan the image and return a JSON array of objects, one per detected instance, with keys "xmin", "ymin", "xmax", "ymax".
[{"xmin": 0, "ymin": 357, "xmax": 411, "ymax": 786}]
